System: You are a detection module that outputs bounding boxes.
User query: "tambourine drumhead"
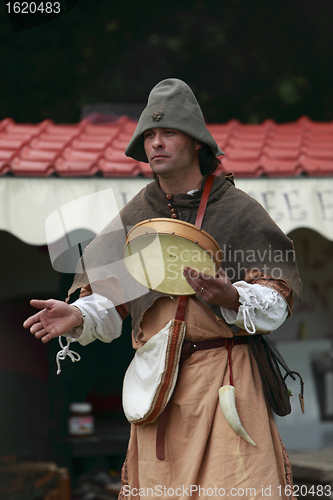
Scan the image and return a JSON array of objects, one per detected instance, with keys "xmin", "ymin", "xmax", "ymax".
[{"xmin": 123, "ymin": 218, "xmax": 222, "ymax": 295}]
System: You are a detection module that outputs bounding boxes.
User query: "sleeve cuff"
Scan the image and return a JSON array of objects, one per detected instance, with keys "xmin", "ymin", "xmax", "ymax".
[
  {"xmin": 220, "ymin": 281, "xmax": 288, "ymax": 334},
  {"xmin": 68, "ymin": 293, "xmax": 123, "ymax": 346}
]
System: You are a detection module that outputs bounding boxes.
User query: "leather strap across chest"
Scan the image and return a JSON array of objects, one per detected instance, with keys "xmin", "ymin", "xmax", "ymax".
[
  {"xmin": 175, "ymin": 174, "xmax": 216, "ymax": 321},
  {"xmin": 156, "ymin": 175, "xmax": 222, "ymax": 461},
  {"xmin": 193, "ymin": 173, "xmax": 215, "ymax": 229}
]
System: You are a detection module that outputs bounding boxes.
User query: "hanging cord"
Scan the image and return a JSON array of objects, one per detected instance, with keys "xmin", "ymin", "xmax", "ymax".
[
  {"xmin": 56, "ymin": 336, "xmax": 81, "ymax": 375},
  {"xmin": 226, "ymin": 339, "xmax": 234, "ymax": 386},
  {"xmin": 284, "ymin": 370, "xmax": 305, "ymax": 413},
  {"xmin": 242, "ymin": 307, "xmax": 256, "ymax": 334}
]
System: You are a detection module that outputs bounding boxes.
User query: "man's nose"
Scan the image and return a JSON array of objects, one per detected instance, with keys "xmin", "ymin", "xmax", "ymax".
[{"xmin": 152, "ymin": 132, "xmax": 164, "ymax": 148}]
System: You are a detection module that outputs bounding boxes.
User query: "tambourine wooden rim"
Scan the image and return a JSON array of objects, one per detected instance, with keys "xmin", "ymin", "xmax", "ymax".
[
  {"xmin": 123, "ymin": 218, "xmax": 222, "ymax": 295},
  {"xmin": 124, "ymin": 218, "xmax": 220, "ymax": 260}
]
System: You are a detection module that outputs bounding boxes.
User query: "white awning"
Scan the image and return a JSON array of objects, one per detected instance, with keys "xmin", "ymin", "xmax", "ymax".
[{"xmin": 1, "ymin": 177, "xmax": 332, "ymax": 246}]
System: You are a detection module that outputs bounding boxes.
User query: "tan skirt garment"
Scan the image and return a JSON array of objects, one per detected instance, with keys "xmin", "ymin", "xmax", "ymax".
[{"xmin": 121, "ymin": 296, "xmax": 290, "ymax": 500}]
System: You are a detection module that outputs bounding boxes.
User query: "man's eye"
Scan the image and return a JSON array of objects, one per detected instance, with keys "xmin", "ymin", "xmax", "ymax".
[
  {"xmin": 144, "ymin": 132, "xmax": 153, "ymax": 139},
  {"xmin": 165, "ymin": 130, "xmax": 175, "ymax": 135}
]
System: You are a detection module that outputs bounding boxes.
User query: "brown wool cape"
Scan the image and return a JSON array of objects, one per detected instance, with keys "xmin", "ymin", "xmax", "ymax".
[{"xmin": 68, "ymin": 174, "xmax": 302, "ymax": 338}]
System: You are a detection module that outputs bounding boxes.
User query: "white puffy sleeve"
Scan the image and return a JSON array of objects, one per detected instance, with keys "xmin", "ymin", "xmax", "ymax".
[
  {"xmin": 56, "ymin": 293, "xmax": 123, "ymax": 374},
  {"xmin": 69, "ymin": 293, "xmax": 123, "ymax": 346},
  {"xmin": 220, "ymin": 281, "xmax": 288, "ymax": 334}
]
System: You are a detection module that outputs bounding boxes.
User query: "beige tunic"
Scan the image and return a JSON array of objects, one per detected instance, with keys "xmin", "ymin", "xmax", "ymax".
[{"xmin": 122, "ymin": 296, "xmax": 290, "ymax": 500}]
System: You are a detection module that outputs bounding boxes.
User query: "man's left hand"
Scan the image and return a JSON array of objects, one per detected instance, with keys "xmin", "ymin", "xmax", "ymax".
[{"xmin": 183, "ymin": 267, "xmax": 240, "ymax": 312}]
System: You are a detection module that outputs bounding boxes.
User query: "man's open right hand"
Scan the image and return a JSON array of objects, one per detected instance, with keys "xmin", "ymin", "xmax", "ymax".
[{"xmin": 23, "ymin": 299, "xmax": 83, "ymax": 343}]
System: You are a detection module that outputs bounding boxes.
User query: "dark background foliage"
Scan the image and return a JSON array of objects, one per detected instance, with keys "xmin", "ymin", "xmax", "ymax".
[{"xmin": 0, "ymin": 0, "xmax": 332, "ymax": 124}]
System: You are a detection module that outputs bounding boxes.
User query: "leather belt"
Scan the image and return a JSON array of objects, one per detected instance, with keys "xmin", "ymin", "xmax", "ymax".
[{"xmin": 181, "ymin": 336, "xmax": 248, "ymax": 356}]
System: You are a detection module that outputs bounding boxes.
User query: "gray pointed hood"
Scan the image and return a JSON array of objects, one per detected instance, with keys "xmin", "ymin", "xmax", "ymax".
[{"xmin": 125, "ymin": 78, "xmax": 224, "ymax": 162}]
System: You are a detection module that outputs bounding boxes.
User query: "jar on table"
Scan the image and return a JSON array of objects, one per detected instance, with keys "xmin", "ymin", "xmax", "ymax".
[{"xmin": 68, "ymin": 402, "xmax": 95, "ymax": 436}]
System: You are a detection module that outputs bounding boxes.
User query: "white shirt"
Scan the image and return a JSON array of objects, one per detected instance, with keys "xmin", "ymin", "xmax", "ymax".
[
  {"xmin": 55, "ymin": 283, "xmax": 288, "ymax": 373},
  {"xmin": 71, "ymin": 282, "xmax": 288, "ymax": 344}
]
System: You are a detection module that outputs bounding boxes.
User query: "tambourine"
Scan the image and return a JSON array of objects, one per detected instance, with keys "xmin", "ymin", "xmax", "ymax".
[{"xmin": 123, "ymin": 218, "xmax": 222, "ymax": 295}]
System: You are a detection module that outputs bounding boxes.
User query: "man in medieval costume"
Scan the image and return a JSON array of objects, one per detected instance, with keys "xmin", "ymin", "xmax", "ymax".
[{"xmin": 24, "ymin": 79, "xmax": 301, "ymax": 499}]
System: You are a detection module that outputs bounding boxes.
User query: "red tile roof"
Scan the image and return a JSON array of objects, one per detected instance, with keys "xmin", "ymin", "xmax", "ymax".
[{"xmin": 0, "ymin": 116, "xmax": 332, "ymax": 177}]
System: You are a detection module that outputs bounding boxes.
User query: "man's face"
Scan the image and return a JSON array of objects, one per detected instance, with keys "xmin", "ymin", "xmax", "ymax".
[{"xmin": 143, "ymin": 128, "xmax": 201, "ymax": 179}]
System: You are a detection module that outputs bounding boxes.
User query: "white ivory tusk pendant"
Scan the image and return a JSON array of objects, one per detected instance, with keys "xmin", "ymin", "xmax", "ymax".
[{"xmin": 218, "ymin": 385, "xmax": 256, "ymax": 447}]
